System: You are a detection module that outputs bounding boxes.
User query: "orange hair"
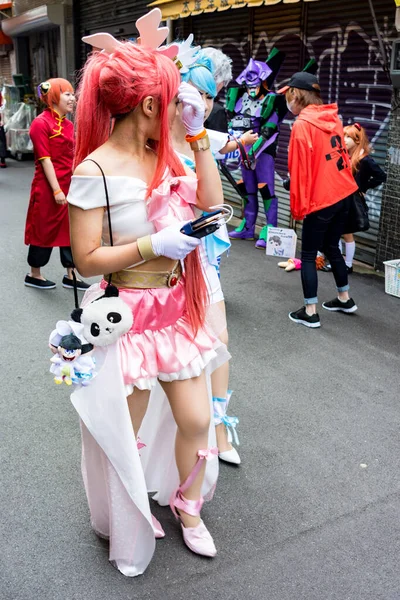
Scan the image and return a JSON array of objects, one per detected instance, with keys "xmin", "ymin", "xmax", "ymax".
[
  {"xmin": 38, "ymin": 78, "xmax": 74, "ymax": 108},
  {"xmin": 343, "ymin": 124, "xmax": 371, "ymax": 176}
]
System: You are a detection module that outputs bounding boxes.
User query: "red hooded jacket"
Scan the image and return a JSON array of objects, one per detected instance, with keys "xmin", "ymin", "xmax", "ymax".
[{"xmin": 288, "ymin": 104, "xmax": 358, "ymax": 221}]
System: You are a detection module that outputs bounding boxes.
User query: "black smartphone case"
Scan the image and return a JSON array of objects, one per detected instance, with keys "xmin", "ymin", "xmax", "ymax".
[
  {"xmin": 180, "ymin": 222, "xmax": 220, "ymax": 239},
  {"xmin": 180, "ymin": 210, "xmax": 222, "ymax": 239}
]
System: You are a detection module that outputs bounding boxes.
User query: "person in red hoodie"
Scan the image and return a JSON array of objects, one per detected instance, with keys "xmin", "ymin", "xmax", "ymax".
[{"xmin": 278, "ymin": 72, "xmax": 359, "ymax": 328}]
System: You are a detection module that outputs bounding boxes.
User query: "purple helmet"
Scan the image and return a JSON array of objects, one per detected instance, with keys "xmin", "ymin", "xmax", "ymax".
[{"xmin": 236, "ymin": 58, "xmax": 272, "ymax": 87}]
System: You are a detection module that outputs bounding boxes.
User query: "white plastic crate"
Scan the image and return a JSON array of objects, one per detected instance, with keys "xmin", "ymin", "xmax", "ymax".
[{"xmin": 383, "ymin": 259, "xmax": 400, "ymax": 298}]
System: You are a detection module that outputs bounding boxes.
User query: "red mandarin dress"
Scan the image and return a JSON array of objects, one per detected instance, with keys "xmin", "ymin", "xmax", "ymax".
[{"xmin": 25, "ymin": 108, "xmax": 74, "ymax": 247}]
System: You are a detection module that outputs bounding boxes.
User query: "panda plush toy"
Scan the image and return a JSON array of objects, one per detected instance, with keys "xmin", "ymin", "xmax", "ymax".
[{"xmin": 71, "ymin": 284, "xmax": 133, "ymax": 347}]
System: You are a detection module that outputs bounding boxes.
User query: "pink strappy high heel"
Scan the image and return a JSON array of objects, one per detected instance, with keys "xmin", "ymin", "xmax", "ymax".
[{"xmin": 170, "ymin": 447, "xmax": 218, "ymax": 557}]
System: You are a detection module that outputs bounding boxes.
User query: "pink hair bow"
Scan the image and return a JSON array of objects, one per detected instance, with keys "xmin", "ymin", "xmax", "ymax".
[
  {"xmin": 198, "ymin": 447, "xmax": 219, "ymax": 461},
  {"xmin": 147, "ymin": 176, "xmax": 198, "ymax": 226}
]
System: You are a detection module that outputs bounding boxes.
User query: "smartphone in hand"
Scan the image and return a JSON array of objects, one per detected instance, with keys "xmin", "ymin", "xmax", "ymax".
[{"xmin": 180, "ymin": 210, "xmax": 223, "ymax": 239}]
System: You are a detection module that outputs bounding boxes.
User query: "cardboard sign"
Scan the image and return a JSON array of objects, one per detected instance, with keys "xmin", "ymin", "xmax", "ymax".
[{"xmin": 266, "ymin": 227, "xmax": 297, "ymax": 258}]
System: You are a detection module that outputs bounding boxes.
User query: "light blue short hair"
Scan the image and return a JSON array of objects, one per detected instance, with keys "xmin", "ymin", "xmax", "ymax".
[{"xmin": 181, "ymin": 50, "xmax": 217, "ymax": 99}]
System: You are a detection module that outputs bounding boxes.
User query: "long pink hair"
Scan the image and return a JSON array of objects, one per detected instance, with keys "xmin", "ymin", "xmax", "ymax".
[{"xmin": 74, "ymin": 43, "xmax": 206, "ymax": 333}]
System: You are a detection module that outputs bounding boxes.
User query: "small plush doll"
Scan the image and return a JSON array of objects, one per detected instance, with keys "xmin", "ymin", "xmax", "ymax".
[
  {"xmin": 278, "ymin": 255, "xmax": 326, "ymax": 272},
  {"xmin": 278, "ymin": 257, "xmax": 302, "ymax": 272},
  {"xmin": 71, "ymin": 284, "xmax": 133, "ymax": 347},
  {"xmin": 50, "ymin": 333, "xmax": 96, "ymax": 386}
]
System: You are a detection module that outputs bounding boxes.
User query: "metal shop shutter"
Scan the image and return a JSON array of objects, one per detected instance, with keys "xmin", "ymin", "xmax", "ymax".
[
  {"xmin": 305, "ymin": 0, "xmax": 394, "ymax": 265},
  {"xmin": 0, "ymin": 55, "xmax": 13, "ymax": 85},
  {"xmin": 177, "ymin": 8, "xmax": 251, "ymax": 80},
  {"xmin": 77, "ymin": 0, "xmax": 150, "ymax": 66}
]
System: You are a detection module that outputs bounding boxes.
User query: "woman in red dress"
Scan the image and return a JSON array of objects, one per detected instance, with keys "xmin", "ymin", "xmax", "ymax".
[{"xmin": 24, "ymin": 78, "xmax": 89, "ymax": 290}]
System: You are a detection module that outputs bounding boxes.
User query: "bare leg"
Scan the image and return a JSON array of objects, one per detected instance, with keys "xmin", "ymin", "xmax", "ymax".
[
  {"xmin": 160, "ymin": 373, "xmax": 210, "ymax": 528},
  {"xmin": 30, "ymin": 267, "xmax": 44, "ymax": 279},
  {"xmin": 126, "ymin": 387, "xmax": 151, "ymax": 436},
  {"xmin": 343, "ymin": 233, "xmax": 354, "ymax": 243},
  {"xmin": 210, "ymin": 300, "xmax": 233, "ymax": 453},
  {"xmin": 66, "ymin": 267, "xmax": 86, "ymax": 282}
]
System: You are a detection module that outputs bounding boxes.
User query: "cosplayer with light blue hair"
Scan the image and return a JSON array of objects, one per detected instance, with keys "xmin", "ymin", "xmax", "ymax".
[
  {"xmin": 180, "ymin": 50, "xmax": 230, "ymax": 267},
  {"xmin": 171, "ymin": 45, "xmax": 243, "ymax": 466},
  {"xmin": 181, "ymin": 52, "xmax": 217, "ymax": 98}
]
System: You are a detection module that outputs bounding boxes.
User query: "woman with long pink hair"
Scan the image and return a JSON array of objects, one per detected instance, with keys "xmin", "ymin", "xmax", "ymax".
[{"xmin": 67, "ymin": 38, "xmax": 228, "ymax": 575}]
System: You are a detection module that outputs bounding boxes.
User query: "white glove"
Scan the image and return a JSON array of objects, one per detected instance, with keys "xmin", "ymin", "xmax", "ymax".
[
  {"xmin": 177, "ymin": 82, "xmax": 205, "ymax": 137},
  {"xmin": 150, "ymin": 221, "xmax": 201, "ymax": 260}
]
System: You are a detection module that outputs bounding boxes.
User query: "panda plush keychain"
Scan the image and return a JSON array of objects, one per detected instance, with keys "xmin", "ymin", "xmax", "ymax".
[
  {"xmin": 48, "ymin": 160, "xmax": 133, "ymax": 386},
  {"xmin": 70, "ymin": 281, "xmax": 133, "ymax": 347}
]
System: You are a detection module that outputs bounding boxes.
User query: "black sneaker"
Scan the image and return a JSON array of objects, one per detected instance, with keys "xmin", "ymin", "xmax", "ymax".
[
  {"xmin": 24, "ymin": 274, "xmax": 56, "ymax": 289},
  {"xmin": 320, "ymin": 264, "xmax": 332, "ymax": 272},
  {"xmin": 346, "ymin": 266, "xmax": 353, "ymax": 274},
  {"xmin": 62, "ymin": 275, "xmax": 91, "ymax": 291},
  {"xmin": 288, "ymin": 306, "xmax": 321, "ymax": 328},
  {"xmin": 322, "ymin": 297, "xmax": 357, "ymax": 313}
]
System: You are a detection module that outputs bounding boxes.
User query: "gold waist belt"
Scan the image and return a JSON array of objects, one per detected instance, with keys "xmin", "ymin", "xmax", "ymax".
[{"xmin": 106, "ymin": 262, "xmax": 182, "ymax": 289}]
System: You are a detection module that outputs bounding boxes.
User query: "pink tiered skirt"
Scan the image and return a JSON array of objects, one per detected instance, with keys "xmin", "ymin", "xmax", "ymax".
[{"xmin": 83, "ymin": 277, "xmax": 221, "ymax": 391}]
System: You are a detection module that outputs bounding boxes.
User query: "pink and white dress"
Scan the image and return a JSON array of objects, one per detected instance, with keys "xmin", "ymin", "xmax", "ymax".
[{"xmin": 67, "ymin": 173, "xmax": 229, "ymax": 576}]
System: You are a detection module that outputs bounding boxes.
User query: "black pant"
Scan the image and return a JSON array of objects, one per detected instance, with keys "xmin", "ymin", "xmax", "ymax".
[
  {"xmin": 301, "ymin": 198, "xmax": 350, "ymax": 303},
  {"xmin": 27, "ymin": 245, "xmax": 74, "ymax": 269},
  {"xmin": 0, "ymin": 125, "xmax": 6, "ymax": 160}
]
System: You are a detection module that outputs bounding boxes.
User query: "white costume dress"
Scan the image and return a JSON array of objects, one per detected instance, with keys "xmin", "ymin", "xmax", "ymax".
[{"xmin": 64, "ymin": 173, "xmax": 229, "ymax": 576}]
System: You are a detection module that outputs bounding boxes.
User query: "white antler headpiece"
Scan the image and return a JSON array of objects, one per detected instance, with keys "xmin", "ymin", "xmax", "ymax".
[
  {"xmin": 174, "ymin": 34, "xmax": 200, "ymax": 73},
  {"xmin": 82, "ymin": 8, "xmax": 178, "ymax": 60}
]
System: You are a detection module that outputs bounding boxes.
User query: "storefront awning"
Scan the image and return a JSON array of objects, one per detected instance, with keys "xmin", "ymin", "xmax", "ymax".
[
  {"xmin": 148, "ymin": 0, "xmax": 320, "ymax": 20},
  {"xmin": 1, "ymin": 4, "xmax": 65, "ymax": 37}
]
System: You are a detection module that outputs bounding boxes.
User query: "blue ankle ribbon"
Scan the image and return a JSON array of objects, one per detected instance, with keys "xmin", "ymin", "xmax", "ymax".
[{"xmin": 221, "ymin": 415, "xmax": 240, "ymax": 446}]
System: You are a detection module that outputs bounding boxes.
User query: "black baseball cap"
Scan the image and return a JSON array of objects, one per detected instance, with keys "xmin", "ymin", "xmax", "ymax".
[{"xmin": 277, "ymin": 72, "xmax": 321, "ymax": 94}]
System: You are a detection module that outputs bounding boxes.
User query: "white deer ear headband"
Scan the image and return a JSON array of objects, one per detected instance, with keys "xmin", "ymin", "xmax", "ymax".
[
  {"xmin": 82, "ymin": 8, "xmax": 198, "ymax": 72},
  {"xmin": 175, "ymin": 34, "xmax": 200, "ymax": 73}
]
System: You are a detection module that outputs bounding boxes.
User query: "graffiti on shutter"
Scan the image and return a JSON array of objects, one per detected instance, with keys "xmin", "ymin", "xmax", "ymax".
[{"xmin": 177, "ymin": 0, "xmax": 394, "ymax": 263}]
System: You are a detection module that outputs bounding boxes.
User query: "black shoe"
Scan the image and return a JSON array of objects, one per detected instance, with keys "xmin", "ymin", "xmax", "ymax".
[
  {"xmin": 288, "ymin": 306, "xmax": 321, "ymax": 328},
  {"xmin": 320, "ymin": 264, "xmax": 332, "ymax": 272},
  {"xmin": 24, "ymin": 274, "xmax": 56, "ymax": 289},
  {"xmin": 322, "ymin": 297, "xmax": 357, "ymax": 313},
  {"xmin": 346, "ymin": 266, "xmax": 353, "ymax": 274},
  {"xmin": 62, "ymin": 275, "xmax": 91, "ymax": 291}
]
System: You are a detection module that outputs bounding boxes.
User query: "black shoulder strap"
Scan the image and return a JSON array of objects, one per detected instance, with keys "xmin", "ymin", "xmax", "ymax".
[
  {"xmin": 81, "ymin": 159, "xmax": 115, "ymax": 289},
  {"xmin": 82, "ymin": 159, "xmax": 113, "ymax": 247}
]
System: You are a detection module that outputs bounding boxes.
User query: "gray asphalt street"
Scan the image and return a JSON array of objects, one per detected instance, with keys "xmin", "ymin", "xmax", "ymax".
[{"xmin": 1, "ymin": 160, "xmax": 400, "ymax": 600}]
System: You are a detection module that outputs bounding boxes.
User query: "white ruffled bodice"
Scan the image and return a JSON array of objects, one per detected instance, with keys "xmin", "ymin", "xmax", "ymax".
[
  {"xmin": 68, "ymin": 175, "xmax": 155, "ymax": 246},
  {"xmin": 68, "ymin": 173, "xmax": 198, "ymax": 245}
]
